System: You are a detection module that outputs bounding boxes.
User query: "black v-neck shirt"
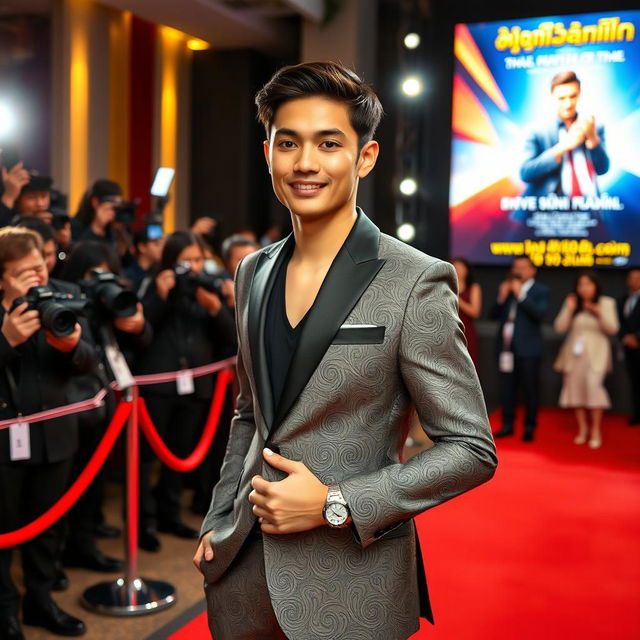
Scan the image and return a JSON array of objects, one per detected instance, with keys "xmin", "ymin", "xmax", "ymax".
[{"xmin": 265, "ymin": 245, "xmax": 311, "ymax": 411}]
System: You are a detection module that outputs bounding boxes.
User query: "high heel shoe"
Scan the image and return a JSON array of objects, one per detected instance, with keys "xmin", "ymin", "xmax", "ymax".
[
  {"xmin": 588, "ymin": 436, "xmax": 602, "ymax": 449},
  {"xmin": 574, "ymin": 433, "xmax": 587, "ymax": 445}
]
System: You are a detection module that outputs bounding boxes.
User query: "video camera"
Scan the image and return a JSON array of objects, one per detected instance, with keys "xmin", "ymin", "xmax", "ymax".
[
  {"xmin": 10, "ymin": 286, "xmax": 86, "ymax": 338},
  {"xmin": 80, "ymin": 270, "xmax": 138, "ymax": 318},
  {"xmin": 174, "ymin": 262, "xmax": 223, "ymax": 298}
]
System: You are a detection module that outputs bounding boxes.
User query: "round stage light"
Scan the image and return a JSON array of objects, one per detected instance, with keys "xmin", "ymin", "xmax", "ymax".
[
  {"xmin": 397, "ymin": 223, "xmax": 416, "ymax": 243},
  {"xmin": 187, "ymin": 38, "xmax": 210, "ymax": 51},
  {"xmin": 404, "ymin": 33, "xmax": 421, "ymax": 49},
  {"xmin": 399, "ymin": 177, "xmax": 418, "ymax": 196},
  {"xmin": 0, "ymin": 103, "xmax": 16, "ymax": 138},
  {"xmin": 401, "ymin": 76, "xmax": 423, "ymax": 97}
]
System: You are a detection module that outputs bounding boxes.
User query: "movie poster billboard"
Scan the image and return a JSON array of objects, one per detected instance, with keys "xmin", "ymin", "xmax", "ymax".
[{"xmin": 449, "ymin": 11, "xmax": 640, "ymax": 267}]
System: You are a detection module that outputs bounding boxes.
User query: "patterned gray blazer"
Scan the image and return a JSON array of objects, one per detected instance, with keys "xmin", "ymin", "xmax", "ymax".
[{"xmin": 200, "ymin": 210, "xmax": 497, "ymax": 640}]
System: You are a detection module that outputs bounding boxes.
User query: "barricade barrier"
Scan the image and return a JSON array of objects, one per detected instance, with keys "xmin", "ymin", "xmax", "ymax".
[{"xmin": 0, "ymin": 357, "xmax": 236, "ymax": 551}]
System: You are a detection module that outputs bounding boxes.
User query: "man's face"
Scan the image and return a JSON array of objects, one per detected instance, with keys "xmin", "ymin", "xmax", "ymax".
[
  {"xmin": 43, "ymin": 240, "xmax": 57, "ymax": 274},
  {"xmin": 511, "ymin": 258, "xmax": 536, "ymax": 281},
  {"xmin": 227, "ymin": 244, "xmax": 258, "ymax": 276},
  {"xmin": 140, "ymin": 238, "xmax": 164, "ymax": 264},
  {"xmin": 552, "ymin": 81, "xmax": 580, "ymax": 122},
  {"xmin": 16, "ymin": 190, "xmax": 51, "ymax": 216},
  {"xmin": 627, "ymin": 270, "xmax": 640, "ymax": 293},
  {"xmin": 263, "ymin": 96, "xmax": 378, "ymax": 221},
  {"xmin": 0, "ymin": 247, "xmax": 49, "ymax": 301}
]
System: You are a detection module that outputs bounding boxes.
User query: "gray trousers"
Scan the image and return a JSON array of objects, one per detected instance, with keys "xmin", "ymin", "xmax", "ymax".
[{"xmin": 205, "ymin": 533, "xmax": 288, "ymax": 640}]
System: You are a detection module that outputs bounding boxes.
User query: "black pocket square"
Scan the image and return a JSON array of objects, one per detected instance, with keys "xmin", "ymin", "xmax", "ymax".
[{"xmin": 333, "ymin": 324, "xmax": 385, "ymax": 345}]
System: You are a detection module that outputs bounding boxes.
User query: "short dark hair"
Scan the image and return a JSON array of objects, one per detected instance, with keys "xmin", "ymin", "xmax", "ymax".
[
  {"xmin": 16, "ymin": 216, "xmax": 56, "ymax": 244},
  {"xmin": 62, "ymin": 241, "xmax": 121, "ymax": 283},
  {"xmin": 74, "ymin": 179, "xmax": 123, "ymax": 227},
  {"xmin": 221, "ymin": 234, "xmax": 259, "ymax": 265},
  {"xmin": 255, "ymin": 61, "xmax": 384, "ymax": 146},
  {"xmin": 551, "ymin": 70, "xmax": 580, "ymax": 92}
]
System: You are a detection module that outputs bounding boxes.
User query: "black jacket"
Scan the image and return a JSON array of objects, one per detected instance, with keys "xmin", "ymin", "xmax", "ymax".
[
  {"xmin": 0, "ymin": 279, "xmax": 96, "ymax": 464},
  {"xmin": 135, "ymin": 286, "xmax": 236, "ymax": 400},
  {"xmin": 618, "ymin": 293, "xmax": 640, "ymax": 342},
  {"xmin": 489, "ymin": 280, "xmax": 550, "ymax": 358}
]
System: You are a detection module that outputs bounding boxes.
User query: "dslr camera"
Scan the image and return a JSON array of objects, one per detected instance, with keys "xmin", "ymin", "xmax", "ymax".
[
  {"xmin": 10, "ymin": 286, "xmax": 86, "ymax": 338},
  {"xmin": 80, "ymin": 270, "xmax": 138, "ymax": 318},
  {"xmin": 173, "ymin": 262, "xmax": 223, "ymax": 298}
]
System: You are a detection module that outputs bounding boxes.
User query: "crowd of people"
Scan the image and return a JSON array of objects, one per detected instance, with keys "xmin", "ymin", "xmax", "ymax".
[
  {"xmin": 455, "ymin": 255, "xmax": 640, "ymax": 448},
  {"xmin": 0, "ymin": 168, "xmax": 266, "ymax": 639},
  {"xmin": 0, "ymin": 163, "xmax": 639, "ymax": 639}
]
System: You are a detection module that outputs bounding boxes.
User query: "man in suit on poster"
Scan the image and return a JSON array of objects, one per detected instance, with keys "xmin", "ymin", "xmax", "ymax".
[{"xmin": 194, "ymin": 61, "xmax": 497, "ymax": 640}]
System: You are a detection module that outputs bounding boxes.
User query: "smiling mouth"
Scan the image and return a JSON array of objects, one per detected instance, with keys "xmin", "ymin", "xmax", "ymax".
[{"xmin": 290, "ymin": 183, "xmax": 327, "ymax": 192}]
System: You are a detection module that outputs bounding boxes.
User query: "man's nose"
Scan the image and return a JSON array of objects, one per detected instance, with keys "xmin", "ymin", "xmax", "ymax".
[{"xmin": 293, "ymin": 144, "xmax": 319, "ymax": 173}]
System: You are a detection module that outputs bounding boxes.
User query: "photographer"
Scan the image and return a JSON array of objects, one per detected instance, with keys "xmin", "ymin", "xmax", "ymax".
[
  {"xmin": 60, "ymin": 241, "xmax": 151, "ymax": 571},
  {"xmin": 1, "ymin": 171, "xmax": 54, "ymax": 227},
  {"xmin": 0, "ymin": 227, "xmax": 93, "ymax": 638},
  {"xmin": 135, "ymin": 231, "xmax": 235, "ymax": 551},
  {"xmin": 123, "ymin": 225, "xmax": 165, "ymax": 296}
]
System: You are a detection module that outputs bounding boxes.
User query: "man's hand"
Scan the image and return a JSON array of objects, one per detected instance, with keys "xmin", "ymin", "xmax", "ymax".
[
  {"xmin": 193, "ymin": 530, "xmax": 214, "ymax": 574},
  {"xmin": 579, "ymin": 115, "xmax": 600, "ymax": 149},
  {"xmin": 155, "ymin": 269, "xmax": 176, "ymax": 300},
  {"xmin": 220, "ymin": 279, "xmax": 235, "ymax": 308},
  {"xmin": 497, "ymin": 280, "xmax": 511, "ymax": 304},
  {"xmin": 45, "ymin": 322, "xmax": 81, "ymax": 352},
  {"xmin": 113, "ymin": 303, "xmax": 145, "ymax": 334},
  {"xmin": 191, "ymin": 217, "xmax": 217, "ymax": 237},
  {"xmin": 622, "ymin": 334, "xmax": 639, "ymax": 350},
  {"xmin": 510, "ymin": 278, "xmax": 523, "ymax": 299},
  {"xmin": 1, "ymin": 302, "xmax": 40, "ymax": 347},
  {"xmin": 195, "ymin": 287, "xmax": 222, "ymax": 315},
  {"xmin": 249, "ymin": 448, "xmax": 328, "ymax": 535},
  {"xmin": 1, "ymin": 162, "xmax": 30, "ymax": 209}
]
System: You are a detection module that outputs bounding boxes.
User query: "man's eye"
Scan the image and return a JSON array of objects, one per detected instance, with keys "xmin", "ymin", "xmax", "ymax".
[
  {"xmin": 321, "ymin": 141, "xmax": 340, "ymax": 149},
  {"xmin": 278, "ymin": 140, "xmax": 296, "ymax": 149}
]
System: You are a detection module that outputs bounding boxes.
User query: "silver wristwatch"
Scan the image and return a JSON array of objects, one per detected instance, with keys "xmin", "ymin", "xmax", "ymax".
[{"xmin": 322, "ymin": 484, "xmax": 350, "ymax": 528}]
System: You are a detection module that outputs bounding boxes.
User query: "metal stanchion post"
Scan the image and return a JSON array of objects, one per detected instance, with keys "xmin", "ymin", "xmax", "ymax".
[{"xmin": 82, "ymin": 332, "xmax": 176, "ymax": 616}]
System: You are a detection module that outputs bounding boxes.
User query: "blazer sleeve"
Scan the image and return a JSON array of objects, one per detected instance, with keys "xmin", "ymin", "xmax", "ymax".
[
  {"xmin": 520, "ymin": 129, "xmax": 559, "ymax": 184},
  {"xmin": 591, "ymin": 126, "xmax": 610, "ymax": 176},
  {"xmin": 340, "ymin": 261, "xmax": 498, "ymax": 548},
  {"xmin": 518, "ymin": 284, "xmax": 549, "ymax": 322},
  {"xmin": 200, "ymin": 259, "xmax": 256, "ymax": 536}
]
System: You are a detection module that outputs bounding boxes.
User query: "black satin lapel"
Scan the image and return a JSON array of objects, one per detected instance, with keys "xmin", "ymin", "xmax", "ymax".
[
  {"xmin": 247, "ymin": 236, "xmax": 294, "ymax": 430},
  {"xmin": 271, "ymin": 212, "xmax": 385, "ymax": 431}
]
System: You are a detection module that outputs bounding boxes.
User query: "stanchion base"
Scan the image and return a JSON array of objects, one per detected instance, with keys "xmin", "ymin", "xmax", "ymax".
[{"xmin": 81, "ymin": 577, "xmax": 176, "ymax": 616}]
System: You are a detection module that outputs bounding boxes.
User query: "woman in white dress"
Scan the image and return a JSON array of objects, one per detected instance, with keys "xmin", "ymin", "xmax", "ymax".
[{"xmin": 554, "ymin": 271, "xmax": 619, "ymax": 448}]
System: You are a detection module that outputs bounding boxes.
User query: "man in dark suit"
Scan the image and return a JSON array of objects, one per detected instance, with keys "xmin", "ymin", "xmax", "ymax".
[
  {"xmin": 0, "ymin": 227, "xmax": 94, "ymax": 639},
  {"xmin": 618, "ymin": 268, "xmax": 640, "ymax": 426},
  {"xmin": 490, "ymin": 256, "xmax": 550, "ymax": 442},
  {"xmin": 193, "ymin": 61, "xmax": 497, "ymax": 640},
  {"xmin": 520, "ymin": 70, "xmax": 609, "ymax": 198}
]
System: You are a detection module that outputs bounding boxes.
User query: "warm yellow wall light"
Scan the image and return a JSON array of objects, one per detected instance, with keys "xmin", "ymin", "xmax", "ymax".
[{"xmin": 187, "ymin": 38, "xmax": 210, "ymax": 51}]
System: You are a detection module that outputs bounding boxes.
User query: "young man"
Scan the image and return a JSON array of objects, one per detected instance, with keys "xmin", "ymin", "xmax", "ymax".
[
  {"xmin": 194, "ymin": 61, "xmax": 497, "ymax": 640},
  {"xmin": 520, "ymin": 69, "xmax": 609, "ymax": 198}
]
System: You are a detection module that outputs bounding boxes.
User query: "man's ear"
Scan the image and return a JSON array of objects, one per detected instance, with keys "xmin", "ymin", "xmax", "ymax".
[
  {"xmin": 263, "ymin": 140, "xmax": 272, "ymax": 174},
  {"xmin": 357, "ymin": 140, "xmax": 379, "ymax": 179}
]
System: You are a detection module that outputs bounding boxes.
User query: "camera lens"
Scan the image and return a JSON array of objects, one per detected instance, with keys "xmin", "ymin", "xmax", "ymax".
[
  {"xmin": 97, "ymin": 283, "xmax": 138, "ymax": 317},
  {"xmin": 39, "ymin": 301, "xmax": 76, "ymax": 337}
]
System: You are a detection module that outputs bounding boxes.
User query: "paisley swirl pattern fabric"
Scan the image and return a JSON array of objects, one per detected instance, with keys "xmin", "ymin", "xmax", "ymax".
[{"xmin": 201, "ymin": 222, "xmax": 497, "ymax": 640}]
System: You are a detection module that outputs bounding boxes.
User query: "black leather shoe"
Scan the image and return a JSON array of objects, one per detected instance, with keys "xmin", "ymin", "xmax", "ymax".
[
  {"xmin": 522, "ymin": 430, "xmax": 535, "ymax": 442},
  {"xmin": 1, "ymin": 615, "xmax": 25, "ymax": 640},
  {"xmin": 63, "ymin": 548, "xmax": 124, "ymax": 573},
  {"xmin": 494, "ymin": 426, "xmax": 514, "ymax": 438},
  {"xmin": 94, "ymin": 524, "xmax": 121, "ymax": 538},
  {"xmin": 22, "ymin": 599, "xmax": 86, "ymax": 636},
  {"xmin": 138, "ymin": 529, "xmax": 161, "ymax": 552},
  {"xmin": 157, "ymin": 520, "xmax": 199, "ymax": 539},
  {"xmin": 52, "ymin": 562, "xmax": 69, "ymax": 591}
]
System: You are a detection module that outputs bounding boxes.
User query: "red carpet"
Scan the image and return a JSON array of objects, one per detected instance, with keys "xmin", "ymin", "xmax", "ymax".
[{"xmin": 164, "ymin": 408, "xmax": 640, "ymax": 640}]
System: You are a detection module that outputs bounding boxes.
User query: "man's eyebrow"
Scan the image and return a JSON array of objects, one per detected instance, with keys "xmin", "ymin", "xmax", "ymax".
[{"xmin": 273, "ymin": 128, "xmax": 346, "ymax": 138}]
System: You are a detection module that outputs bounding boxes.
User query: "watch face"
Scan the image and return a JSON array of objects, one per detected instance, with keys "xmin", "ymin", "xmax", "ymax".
[{"xmin": 325, "ymin": 502, "xmax": 348, "ymax": 526}]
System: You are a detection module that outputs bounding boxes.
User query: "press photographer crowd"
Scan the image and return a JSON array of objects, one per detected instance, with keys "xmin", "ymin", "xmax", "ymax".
[{"xmin": 0, "ymin": 160, "xmax": 266, "ymax": 639}]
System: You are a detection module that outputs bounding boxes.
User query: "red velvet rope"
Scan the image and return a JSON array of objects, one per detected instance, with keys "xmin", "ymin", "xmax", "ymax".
[
  {"xmin": 0, "ymin": 401, "xmax": 132, "ymax": 549},
  {"xmin": 137, "ymin": 368, "xmax": 233, "ymax": 472}
]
